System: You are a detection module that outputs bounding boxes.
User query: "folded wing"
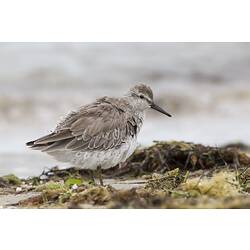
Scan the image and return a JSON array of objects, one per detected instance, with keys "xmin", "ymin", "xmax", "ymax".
[{"xmin": 26, "ymin": 100, "xmax": 138, "ymax": 152}]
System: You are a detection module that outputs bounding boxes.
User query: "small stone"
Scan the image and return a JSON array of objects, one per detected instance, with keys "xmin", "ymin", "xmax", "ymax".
[
  {"xmin": 71, "ymin": 184, "xmax": 78, "ymax": 190},
  {"xmin": 152, "ymin": 173, "xmax": 162, "ymax": 179},
  {"xmin": 39, "ymin": 175, "xmax": 48, "ymax": 180},
  {"xmin": 16, "ymin": 187, "xmax": 22, "ymax": 193}
]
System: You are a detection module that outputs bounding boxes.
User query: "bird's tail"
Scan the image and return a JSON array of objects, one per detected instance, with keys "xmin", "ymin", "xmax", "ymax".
[
  {"xmin": 26, "ymin": 132, "xmax": 57, "ymax": 151},
  {"xmin": 26, "ymin": 130, "xmax": 73, "ymax": 152}
]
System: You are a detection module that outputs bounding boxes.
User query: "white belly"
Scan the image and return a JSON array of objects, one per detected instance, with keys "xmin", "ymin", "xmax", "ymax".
[{"xmin": 48, "ymin": 137, "xmax": 138, "ymax": 170}]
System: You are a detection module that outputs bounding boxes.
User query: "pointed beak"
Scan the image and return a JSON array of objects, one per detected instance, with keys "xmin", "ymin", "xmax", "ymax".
[{"xmin": 150, "ymin": 103, "xmax": 172, "ymax": 117}]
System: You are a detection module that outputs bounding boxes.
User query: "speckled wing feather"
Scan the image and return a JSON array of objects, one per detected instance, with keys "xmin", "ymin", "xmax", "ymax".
[{"xmin": 26, "ymin": 97, "xmax": 139, "ymax": 152}]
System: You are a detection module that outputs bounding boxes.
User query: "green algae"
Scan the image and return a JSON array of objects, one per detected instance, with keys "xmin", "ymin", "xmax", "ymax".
[
  {"xmin": 65, "ymin": 178, "xmax": 82, "ymax": 188},
  {"xmin": 0, "ymin": 174, "xmax": 22, "ymax": 187},
  {"xmin": 35, "ymin": 181, "xmax": 66, "ymax": 192}
]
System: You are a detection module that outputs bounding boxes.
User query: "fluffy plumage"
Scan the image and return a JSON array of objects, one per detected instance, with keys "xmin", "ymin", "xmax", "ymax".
[
  {"xmin": 27, "ymin": 97, "xmax": 142, "ymax": 153},
  {"xmin": 26, "ymin": 84, "xmax": 170, "ymax": 170}
]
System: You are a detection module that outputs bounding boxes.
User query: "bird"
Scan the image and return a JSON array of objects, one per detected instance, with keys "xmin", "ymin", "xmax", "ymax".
[{"xmin": 26, "ymin": 84, "xmax": 172, "ymax": 185}]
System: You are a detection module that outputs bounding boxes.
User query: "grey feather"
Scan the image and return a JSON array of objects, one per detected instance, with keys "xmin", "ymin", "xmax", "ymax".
[{"xmin": 27, "ymin": 97, "xmax": 139, "ymax": 152}]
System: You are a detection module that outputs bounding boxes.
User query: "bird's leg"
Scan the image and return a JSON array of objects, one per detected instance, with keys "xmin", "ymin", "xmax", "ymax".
[
  {"xmin": 88, "ymin": 169, "xmax": 95, "ymax": 184},
  {"xmin": 97, "ymin": 165, "xmax": 104, "ymax": 186},
  {"xmin": 118, "ymin": 162, "xmax": 126, "ymax": 169}
]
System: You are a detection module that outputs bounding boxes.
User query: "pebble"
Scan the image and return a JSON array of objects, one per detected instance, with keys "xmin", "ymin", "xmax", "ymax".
[
  {"xmin": 16, "ymin": 187, "xmax": 22, "ymax": 193},
  {"xmin": 39, "ymin": 175, "xmax": 49, "ymax": 180},
  {"xmin": 71, "ymin": 184, "xmax": 78, "ymax": 190}
]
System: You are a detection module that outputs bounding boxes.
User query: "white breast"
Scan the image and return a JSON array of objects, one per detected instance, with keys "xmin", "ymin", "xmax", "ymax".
[{"xmin": 74, "ymin": 136, "xmax": 138, "ymax": 170}]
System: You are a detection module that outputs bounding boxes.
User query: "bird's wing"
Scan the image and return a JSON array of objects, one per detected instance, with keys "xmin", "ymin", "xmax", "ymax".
[{"xmin": 26, "ymin": 100, "xmax": 138, "ymax": 152}]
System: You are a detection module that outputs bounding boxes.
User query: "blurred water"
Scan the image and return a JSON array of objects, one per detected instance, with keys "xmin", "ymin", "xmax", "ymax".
[{"xmin": 1, "ymin": 43, "xmax": 250, "ymax": 177}]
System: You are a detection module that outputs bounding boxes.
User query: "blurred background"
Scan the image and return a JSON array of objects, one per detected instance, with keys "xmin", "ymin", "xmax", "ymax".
[{"xmin": 1, "ymin": 42, "xmax": 250, "ymax": 177}]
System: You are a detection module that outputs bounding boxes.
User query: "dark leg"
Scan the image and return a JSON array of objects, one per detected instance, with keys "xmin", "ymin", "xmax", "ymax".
[
  {"xmin": 97, "ymin": 165, "xmax": 104, "ymax": 186},
  {"xmin": 88, "ymin": 169, "xmax": 95, "ymax": 184}
]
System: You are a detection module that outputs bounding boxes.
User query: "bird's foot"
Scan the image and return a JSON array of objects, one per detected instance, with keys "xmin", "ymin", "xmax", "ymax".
[
  {"xmin": 87, "ymin": 170, "xmax": 96, "ymax": 185},
  {"xmin": 97, "ymin": 166, "xmax": 104, "ymax": 186}
]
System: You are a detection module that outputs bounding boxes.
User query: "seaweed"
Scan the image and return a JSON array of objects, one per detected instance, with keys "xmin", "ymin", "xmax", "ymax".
[
  {"xmin": 144, "ymin": 168, "xmax": 187, "ymax": 191},
  {"xmin": 104, "ymin": 141, "xmax": 250, "ymax": 177},
  {"xmin": 0, "ymin": 174, "xmax": 22, "ymax": 187},
  {"xmin": 1, "ymin": 141, "xmax": 250, "ymax": 208},
  {"xmin": 179, "ymin": 171, "xmax": 242, "ymax": 198},
  {"xmin": 237, "ymin": 166, "xmax": 250, "ymax": 193}
]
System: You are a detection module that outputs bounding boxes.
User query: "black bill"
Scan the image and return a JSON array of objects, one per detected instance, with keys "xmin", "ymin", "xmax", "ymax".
[{"xmin": 151, "ymin": 103, "xmax": 172, "ymax": 117}]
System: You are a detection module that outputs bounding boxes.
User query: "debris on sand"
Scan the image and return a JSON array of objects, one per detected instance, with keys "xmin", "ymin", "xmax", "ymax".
[
  {"xmin": 0, "ymin": 141, "xmax": 250, "ymax": 208},
  {"xmin": 179, "ymin": 171, "xmax": 241, "ymax": 198}
]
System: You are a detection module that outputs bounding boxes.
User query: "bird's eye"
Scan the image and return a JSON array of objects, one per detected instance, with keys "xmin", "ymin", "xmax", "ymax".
[{"xmin": 139, "ymin": 95, "xmax": 144, "ymax": 99}]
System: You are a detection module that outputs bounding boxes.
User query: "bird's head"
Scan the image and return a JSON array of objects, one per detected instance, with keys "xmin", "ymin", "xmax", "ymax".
[{"xmin": 127, "ymin": 84, "xmax": 172, "ymax": 117}]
